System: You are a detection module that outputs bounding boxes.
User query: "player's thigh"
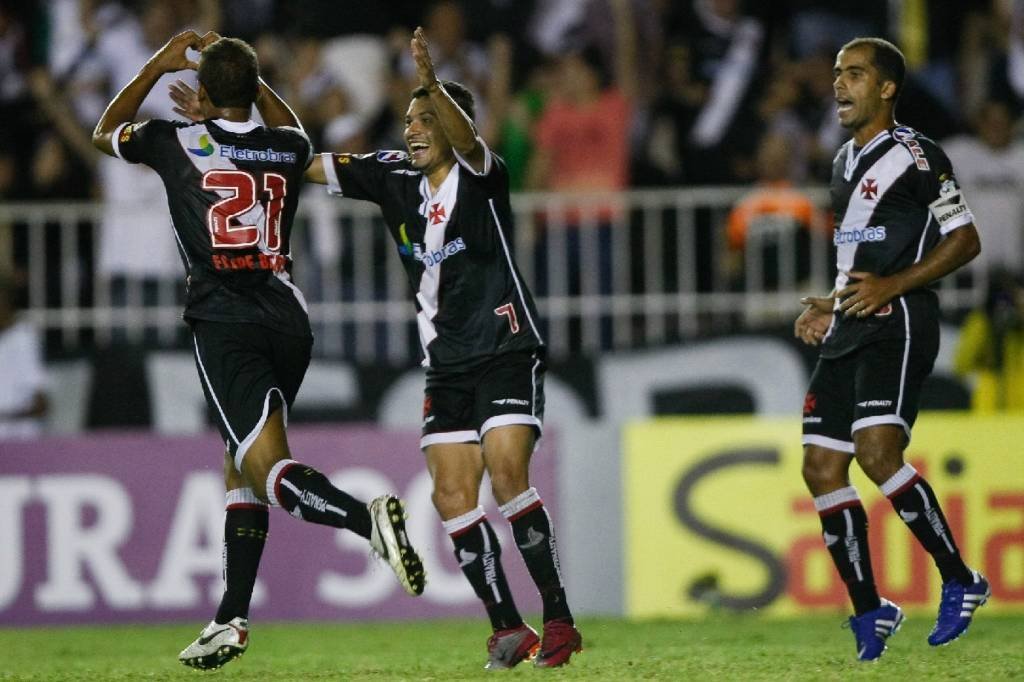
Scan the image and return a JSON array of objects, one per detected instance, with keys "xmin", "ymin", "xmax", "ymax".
[
  {"xmin": 421, "ymin": 368, "xmax": 479, "ymax": 450},
  {"xmin": 851, "ymin": 334, "xmax": 937, "ymax": 445},
  {"xmin": 802, "ymin": 443, "xmax": 855, "ymax": 495},
  {"xmin": 475, "ymin": 349, "xmax": 545, "ymax": 444},
  {"xmin": 191, "ymin": 320, "xmax": 292, "ymax": 473},
  {"xmin": 270, "ymin": 331, "xmax": 313, "ymax": 408},
  {"xmin": 801, "ymin": 353, "xmax": 856, "ymax": 454},
  {"xmin": 482, "ymin": 425, "xmax": 536, "ymax": 503}
]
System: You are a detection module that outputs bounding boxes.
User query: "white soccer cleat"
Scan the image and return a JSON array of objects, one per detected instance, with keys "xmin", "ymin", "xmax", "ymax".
[
  {"xmin": 178, "ymin": 616, "xmax": 249, "ymax": 670},
  {"xmin": 369, "ymin": 495, "xmax": 426, "ymax": 596}
]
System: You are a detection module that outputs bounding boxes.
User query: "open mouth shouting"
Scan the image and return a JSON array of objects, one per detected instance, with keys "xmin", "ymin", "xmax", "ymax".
[
  {"xmin": 408, "ymin": 140, "xmax": 430, "ymax": 163},
  {"xmin": 836, "ymin": 95, "xmax": 854, "ymax": 117}
]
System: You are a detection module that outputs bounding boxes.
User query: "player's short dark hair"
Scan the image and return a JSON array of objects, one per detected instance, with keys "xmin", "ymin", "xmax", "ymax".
[
  {"xmin": 411, "ymin": 80, "xmax": 476, "ymax": 122},
  {"xmin": 842, "ymin": 37, "xmax": 905, "ymax": 103},
  {"xmin": 197, "ymin": 37, "xmax": 259, "ymax": 109}
]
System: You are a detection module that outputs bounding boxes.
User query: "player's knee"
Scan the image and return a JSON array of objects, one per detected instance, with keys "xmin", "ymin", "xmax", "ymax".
[
  {"xmin": 801, "ymin": 450, "xmax": 846, "ymax": 494},
  {"xmin": 854, "ymin": 448, "xmax": 904, "ymax": 484},
  {"xmin": 854, "ymin": 426, "xmax": 906, "ymax": 483},
  {"xmin": 240, "ymin": 448, "xmax": 284, "ymax": 498},
  {"xmin": 488, "ymin": 468, "xmax": 528, "ymax": 503},
  {"xmin": 431, "ymin": 481, "xmax": 478, "ymax": 517}
]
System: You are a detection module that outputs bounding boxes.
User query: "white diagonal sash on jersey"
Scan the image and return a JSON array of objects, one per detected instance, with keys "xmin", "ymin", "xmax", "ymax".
[
  {"xmin": 414, "ymin": 165, "xmax": 460, "ymax": 363},
  {"xmin": 834, "ymin": 143, "xmax": 914, "ymax": 294}
]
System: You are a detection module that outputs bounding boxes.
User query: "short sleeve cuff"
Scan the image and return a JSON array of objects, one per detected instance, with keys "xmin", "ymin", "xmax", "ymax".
[
  {"xmin": 939, "ymin": 212, "xmax": 974, "ymax": 235},
  {"xmin": 322, "ymin": 153, "xmax": 343, "ymax": 195},
  {"xmin": 110, "ymin": 122, "xmax": 130, "ymax": 161},
  {"xmin": 453, "ymin": 137, "xmax": 493, "ymax": 176}
]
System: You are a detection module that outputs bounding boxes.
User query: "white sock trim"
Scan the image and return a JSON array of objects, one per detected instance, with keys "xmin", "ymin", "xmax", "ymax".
[
  {"xmin": 498, "ymin": 487, "xmax": 541, "ymax": 520},
  {"xmin": 442, "ymin": 506, "xmax": 486, "ymax": 535},
  {"xmin": 813, "ymin": 486, "xmax": 861, "ymax": 513},
  {"xmin": 226, "ymin": 487, "xmax": 266, "ymax": 507},
  {"xmin": 879, "ymin": 463, "xmax": 919, "ymax": 498},
  {"xmin": 265, "ymin": 459, "xmax": 298, "ymax": 508}
]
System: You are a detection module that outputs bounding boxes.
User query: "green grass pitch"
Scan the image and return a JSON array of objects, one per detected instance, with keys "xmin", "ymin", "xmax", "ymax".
[{"xmin": 1, "ymin": 614, "xmax": 1021, "ymax": 680}]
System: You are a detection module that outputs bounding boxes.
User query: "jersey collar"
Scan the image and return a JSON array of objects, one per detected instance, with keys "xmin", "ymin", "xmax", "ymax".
[
  {"xmin": 210, "ymin": 119, "xmax": 259, "ymax": 133},
  {"xmin": 843, "ymin": 129, "xmax": 890, "ymax": 181}
]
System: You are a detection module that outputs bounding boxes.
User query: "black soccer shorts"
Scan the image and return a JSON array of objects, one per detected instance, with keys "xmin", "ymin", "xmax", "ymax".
[
  {"xmin": 801, "ymin": 332, "xmax": 938, "ymax": 453},
  {"xmin": 190, "ymin": 320, "xmax": 312, "ymax": 469},
  {"xmin": 420, "ymin": 349, "xmax": 546, "ymax": 449}
]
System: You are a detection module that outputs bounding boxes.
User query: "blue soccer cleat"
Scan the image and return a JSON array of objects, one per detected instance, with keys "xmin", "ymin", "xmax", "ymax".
[
  {"xmin": 928, "ymin": 570, "xmax": 990, "ymax": 646},
  {"xmin": 846, "ymin": 598, "xmax": 905, "ymax": 662}
]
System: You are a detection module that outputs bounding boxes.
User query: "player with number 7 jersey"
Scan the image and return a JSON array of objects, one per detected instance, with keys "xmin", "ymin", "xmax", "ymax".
[{"xmin": 304, "ymin": 28, "xmax": 577, "ymax": 669}]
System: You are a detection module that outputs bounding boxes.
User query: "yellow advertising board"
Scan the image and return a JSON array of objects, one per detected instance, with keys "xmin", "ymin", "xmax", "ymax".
[{"xmin": 624, "ymin": 413, "xmax": 1024, "ymax": 617}]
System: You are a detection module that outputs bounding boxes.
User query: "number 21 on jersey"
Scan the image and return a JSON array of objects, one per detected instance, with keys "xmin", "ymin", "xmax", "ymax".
[{"xmin": 203, "ymin": 170, "xmax": 286, "ymax": 251}]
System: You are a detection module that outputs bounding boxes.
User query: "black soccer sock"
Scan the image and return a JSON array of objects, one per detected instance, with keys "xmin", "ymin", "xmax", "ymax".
[
  {"xmin": 266, "ymin": 459, "xmax": 371, "ymax": 538},
  {"xmin": 215, "ymin": 488, "xmax": 268, "ymax": 624},
  {"xmin": 880, "ymin": 464, "xmax": 973, "ymax": 585},
  {"xmin": 814, "ymin": 486, "xmax": 880, "ymax": 615},
  {"xmin": 444, "ymin": 507, "xmax": 524, "ymax": 632},
  {"xmin": 499, "ymin": 487, "xmax": 573, "ymax": 624}
]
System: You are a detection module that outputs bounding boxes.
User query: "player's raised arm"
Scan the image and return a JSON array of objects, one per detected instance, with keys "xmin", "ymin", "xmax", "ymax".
[
  {"xmin": 255, "ymin": 78, "xmax": 303, "ymax": 130},
  {"xmin": 92, "ymin": 30, "xmax": 208, "ymax": 156},
  {"xmin": 304, "ymin": 154, "xmax": 328, "ymax": 184},
  {"xmin": 410, "ymin": 27, "xmax": 485, "ymax": 171}
]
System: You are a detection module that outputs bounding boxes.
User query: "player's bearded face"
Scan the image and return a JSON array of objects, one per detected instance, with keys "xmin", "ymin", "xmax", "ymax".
[
  {"xmin": 833, "ymin": 47, "xmax": 885, "ymax": 131},
  {"xmin": 404, "ymin": 98, "xmax": 454, "ymax": 172}
]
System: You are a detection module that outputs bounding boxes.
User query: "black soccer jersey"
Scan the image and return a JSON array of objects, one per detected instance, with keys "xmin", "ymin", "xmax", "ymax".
[
  {"xmin": 821, "ymin": 125, "xmax": 975, "ymax": 358},
  {"xmin": 113, "ymin": 118, "xmax": 313, "ymax": 337},
  {"xmin": 322, "ymin": 144, "xmax": 544, "ymax": 370}
]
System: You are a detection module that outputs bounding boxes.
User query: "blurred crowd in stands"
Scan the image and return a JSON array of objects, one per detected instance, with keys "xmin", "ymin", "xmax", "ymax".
[
  {"xmin": 1, "ymin": 0, "xmax": 1021, "ymax": 197},
  {"xmin": 2, "ymin": 0, "xmax": 1024, "ymax": 421}
]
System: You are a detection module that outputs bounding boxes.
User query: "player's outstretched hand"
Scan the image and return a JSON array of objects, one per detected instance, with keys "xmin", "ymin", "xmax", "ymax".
[
  {"xmin": 794, "ymin": 295, "xmax": 834, "ymax": 346},
  {"xmin": 411, "ymin": 27, "xmax": 439, "ymax": 89},
  {"xmin": 169, "ymin": 79, "xmax": 203, "ymax": 121}
]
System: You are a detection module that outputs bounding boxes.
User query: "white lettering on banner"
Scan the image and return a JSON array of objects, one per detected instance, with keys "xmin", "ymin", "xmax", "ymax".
[
  {"xmin": 34, "ymin": 475, "xmax": 143, "ymax": 610},
  {"xmin": 148, "ymin": 472, "xmax": 232, "ymax": 608},
  {"xmin": 0, "ymin": 478, "xmax": 32, "ymax": 609}
]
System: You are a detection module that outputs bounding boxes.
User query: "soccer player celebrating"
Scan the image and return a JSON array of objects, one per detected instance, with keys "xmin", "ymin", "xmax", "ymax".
[
  {"xmin": 323, "ymin": 28, "xmax": 581, "ymax": 669},
  {"xmin": 93, "ymin": 31, "xmax": 425, "ymax": 670},
  {"xmin": 795, "ymin": 37, "xmax": 988, "ymax": 661},
  {"xmin": 179, "ymin": 27, "xmax": 582, "ymax": 668}
]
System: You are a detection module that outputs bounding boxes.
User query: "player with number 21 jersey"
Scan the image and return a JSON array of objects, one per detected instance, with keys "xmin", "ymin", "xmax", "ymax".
[{"xmin": 113, "ymin": 116, "xmax": 312, "ymax": 337}]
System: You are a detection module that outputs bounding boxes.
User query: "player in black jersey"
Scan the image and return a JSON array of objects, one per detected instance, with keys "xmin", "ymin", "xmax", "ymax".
[
  {"xmin": 223, "ymin": 28, "xmax": 581, "ymax": 669},
  {"xmin": 92, "ymin": 31, "xmax": 424, "ymax": 670},
  {"xmin": 794, "ymin": 38, "xmax": 988, "ymax": 662}
]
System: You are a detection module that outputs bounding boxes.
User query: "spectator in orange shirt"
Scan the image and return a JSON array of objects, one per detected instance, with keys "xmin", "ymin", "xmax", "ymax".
[{"xmin": 726, "ymin": 132, "xmax": 827, "ymax": 289}]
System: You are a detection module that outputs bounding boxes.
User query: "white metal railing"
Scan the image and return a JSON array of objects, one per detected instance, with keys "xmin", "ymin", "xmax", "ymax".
[{"xmin": 0, "ymin": 186, "xmax": 986, "ymax": 363}]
